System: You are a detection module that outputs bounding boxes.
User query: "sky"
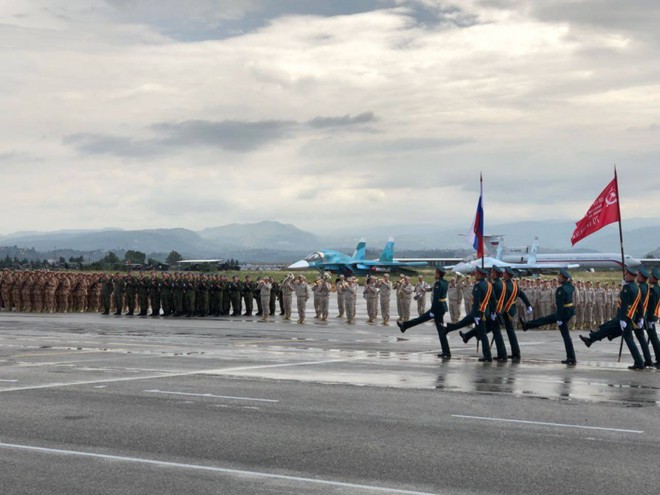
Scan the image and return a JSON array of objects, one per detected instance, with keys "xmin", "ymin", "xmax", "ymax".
[{"xmin": 2, "ymin": 0, "xmax": 659, "ymax": 235}]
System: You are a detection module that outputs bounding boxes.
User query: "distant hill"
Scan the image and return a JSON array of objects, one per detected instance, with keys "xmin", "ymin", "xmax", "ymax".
[
  {"xmin": 0, "ymin": 218, "xmax": 657, "ymax": 261},
  {"xmin": 198, "ymin": 221, "xmax": 319, "ymax": 251}
]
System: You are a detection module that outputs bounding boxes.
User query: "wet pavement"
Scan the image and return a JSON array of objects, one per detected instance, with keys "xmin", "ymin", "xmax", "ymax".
[
  {"xmin": 0, "ymin": 298, "xmax": 658, "ymax": 407},
  {"xmin": 1, "ymin": 303, "xmax": 659, "ymax": 494}
]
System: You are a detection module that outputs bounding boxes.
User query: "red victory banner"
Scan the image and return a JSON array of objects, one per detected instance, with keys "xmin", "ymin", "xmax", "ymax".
[{"xmin": 571, "ymin": 177, "xmax": 620, "ymax": 246}]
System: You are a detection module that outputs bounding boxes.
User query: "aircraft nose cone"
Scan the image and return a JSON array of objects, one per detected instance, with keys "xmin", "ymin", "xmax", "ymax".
[{"xmin": 288, "ymin": 260, "xmax": 310, "ymax": 269}]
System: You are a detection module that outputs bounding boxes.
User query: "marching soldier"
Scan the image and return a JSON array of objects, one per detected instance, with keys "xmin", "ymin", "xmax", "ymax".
[
  {"xmin": 458, "ymin": 267, "xmax": 508, "ymax": 362},
  {"xmin": 398, "ymin": 267, "xmax": 451, "ymax": 359},
  {"xmin": 633, "ymin": 268, "xmax": 654, "ymax": 367},
  {"xmin": 579, "ymin": 266, "xmax": 645, "ymax": 369},
  {"xmin": 445, "ymin": 267, "xmax": 493, "ymax": 362},
  {"xmin": 645, "ymin": 267, "xmax": 660, "ymax": 368},
  {"xmin": 521, "ymin": 269, "xmax": 577, "ymax": 365},
  {"xmin": 501, "ymin": 268, "xmax": 533, "ymax": 361}
]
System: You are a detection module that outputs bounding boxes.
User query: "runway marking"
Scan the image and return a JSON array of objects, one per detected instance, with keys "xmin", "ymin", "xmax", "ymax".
[
  {"xmin": 144, "ymin": 389, "xmax": 279, "ymax": 403},
  {"xmin": 14, "ymin": 350, "xmax": 105, "ymax": 358},
  {"xmin": 452, "ymin": 415, "xmax": 643, "ymax": 434},
  {"xmin": 0, "ymin": 441, "xmax": 439, "ymax": 495},
  {"xmin": 0, "ymin": 357, "xmax": 359, "ymax": 393},
  {"xmin": 0, "ymin": 379, "xmax": 18, "ymax": 383}
]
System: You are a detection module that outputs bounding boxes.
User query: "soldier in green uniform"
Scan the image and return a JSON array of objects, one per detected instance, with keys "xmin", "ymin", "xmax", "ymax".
[
  {"xmin": 397, "ymin": 268, "xmax": 452, "ymax": 359},
  {"xmin": 579, "ymin": 266, "xmax": 646, "ymax": 369},
  {"xmin": 444, "ymin": 267, "xmax": 493, "ymax": 362},
  {"xmin": 198, "ymin": 275, "xmax": 210, "ymax": 316},
  {"xmin": 172, "ymin": 274, "xmax": 184, "ymax": 317},
  {"xmin": 137, "ymin": 275, "xmax": 150, "ymax": 316},
  {"xmin": 221, "ymin": 276, "xmax": 231, "ymax": 316},
  {"xmin": 242, "ymin": 275, "xmax": 254, "ymax": 316},
  {"xmin": 184, "ymin": 275, "xmax": 196, "ymax": 317},
  {"xmin": 100, "ymin": 274, "xmax": 113, "ymax": 315},
  {"xmin": 112, "ymin": 274, "xmax": 125, "ymax": 316},
  {"xmin": 124, "ymin": 275, "xmax": 137, "ymax": 315},
  {"xmin": 229, "ymin": 275, "xmax": 242, "ymax": 316},
  {"xmin": 160, "ymin": 273, "xmax": 172, "ymax": 317},
  {"xmin": 269, "ymin": 277, "xmax": 278, "ymax": 316},
  {"xmin": 148, "ymin": 274, "xmax": 161, "ymax": 317},
  {"xmin": 522, "ymin": 269, "xmax": 576, "ymax": 364}
]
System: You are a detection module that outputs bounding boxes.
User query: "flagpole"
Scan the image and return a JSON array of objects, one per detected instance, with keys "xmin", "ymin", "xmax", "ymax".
[
  {"xmin": 480, "ymin": 173, "xmax": 485, "ymax": 271},
  {"xmin": 614, "ymin": 165, "xmax": 626, "ymax": 363}
]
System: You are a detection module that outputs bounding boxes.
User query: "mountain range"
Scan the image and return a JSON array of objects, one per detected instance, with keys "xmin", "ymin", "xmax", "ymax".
[{"xmin": 0, "ymin": 219, "xmax": 658, "ymax": 263}]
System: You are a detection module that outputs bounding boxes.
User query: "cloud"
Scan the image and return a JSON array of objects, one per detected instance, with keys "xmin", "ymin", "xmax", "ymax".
[
  {"xmin": 307, "ymin": 111, "xmax": 377, "ymax": 128},
  {"xmin": 153, "ymin": 119, "xmax": 298, "ymax": 151},
  {"xmin": 64, "ymin": 113, "xmax": 379, "ymax": 156}
]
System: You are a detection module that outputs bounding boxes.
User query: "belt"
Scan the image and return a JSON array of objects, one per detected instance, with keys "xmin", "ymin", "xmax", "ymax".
[
  {"xmin": 563, "ymin": 303, "xmax": 574, "ymax": 307},
  {"xmin": 438, "ymin": 298, "xmax": 447, "ymax": 302}
]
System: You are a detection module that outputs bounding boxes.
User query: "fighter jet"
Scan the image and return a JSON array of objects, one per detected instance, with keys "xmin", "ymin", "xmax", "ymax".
[{"xmin": 288, "ymin": 238, "xmax": 427, "ymax": 276}]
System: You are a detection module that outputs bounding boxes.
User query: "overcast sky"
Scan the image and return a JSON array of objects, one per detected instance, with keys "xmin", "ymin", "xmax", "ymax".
[{"xmin": 2, "ymin": 0, "xmax": 659, "ymax": 235}]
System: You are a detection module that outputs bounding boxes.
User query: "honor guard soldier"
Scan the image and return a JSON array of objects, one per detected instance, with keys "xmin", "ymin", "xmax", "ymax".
[
  {"xmin": 521, "ymin": 269, "xmax": 577, "ymax": 365},
  {"xmin": 501, "ymin": 268, "xmax": 533, "ymax": 361},
  {"xmin": 397, "ymin": 267, "xmax": 451, "ymax": 359},
  {"xmin": 579, "ymin": 266, "xmax": 645, "ymax": 369},
  {"xmin": 457, "ymin": 266, "xmax": 509, "ymax": 361},
  {"xmin": 445, "ymin": 267, "xmax": 493, "ymax": 362},
  {"xmin": 634, "ymin": 267, "xmax": 654, "ymax": 367},
  {"xmin": 645, "ymin": 267, "xmax": 660, "ymax": 368}
]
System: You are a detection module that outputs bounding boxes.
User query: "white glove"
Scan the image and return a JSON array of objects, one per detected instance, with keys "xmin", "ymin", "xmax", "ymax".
[
  {"xmin": 636, "ymin": 319, "xmax": 644, "ymax": 329},
  {"xmin": 429, "ymin": 312, "xmax": 434, "ymax": 318},
  {"xmin": 474, "ymin": 317, "xmax": 481, "ymax": 325},
  {"xmin": 526, "ymin": 306, "xmax": 533, "ymax": 314},
  {"xmin": 619, "ymin": 320, "xmax": 627, "ymax": 330},
  {"xmin": 557, "ymin": 321, "xmax": 562, "ymax": 327},
  {"xmin": 490, "ymin": 312, "xmax": 497, "ymax": 321}
]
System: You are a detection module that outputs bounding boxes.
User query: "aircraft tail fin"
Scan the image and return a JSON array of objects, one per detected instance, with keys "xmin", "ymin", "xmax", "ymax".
[
  {"xmin": 528, "ymin": 237, "xmax": 539, "ymax": 264},
  {"xmin": 352, "ymin": 238, "xmax": 367, "ymax": 260},
  {"xmin": 379, "ymin": 237, "xmax": 395, "ymax": 262}
]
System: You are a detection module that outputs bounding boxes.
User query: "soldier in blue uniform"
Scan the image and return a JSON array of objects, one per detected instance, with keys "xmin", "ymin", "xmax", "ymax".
[
  {"xmin": 521, "ymin": 269, "xmax": 577, "ymax": 365},
  {"xmin": 645, "ymin": 267, "xmax": 660, "ymax": 368},
  {"xmin": 501, "ymin": 268, "xmax": 533, "ymax": 361},
  {"xmin": 457, "ymin": 266, "xmax": 509, "ymax": 361},
  {"xmin": 444, "ymin": 267, "xmax": 493, "ymax": 362},
  {"xmin": 633, "ymin": 267, "xmax": 654, "ymax": 367},
  {"xmin": 578, "ymin": 266, "xmax": 645, "ymax": 369},
  {"xmin": 397, "ymin": 267, "xmax": 451, "ymax": 359}
]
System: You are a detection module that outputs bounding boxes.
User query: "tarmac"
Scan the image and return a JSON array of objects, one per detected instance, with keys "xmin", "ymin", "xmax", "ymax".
[{"xmin": 0, "ymin": 297, "xmax": 658, "ymax": 494}]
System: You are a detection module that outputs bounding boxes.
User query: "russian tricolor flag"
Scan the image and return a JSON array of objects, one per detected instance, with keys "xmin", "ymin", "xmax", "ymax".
[{"xmin": 466, "ymin": 175, "xmax": 485, "ymax": 258}]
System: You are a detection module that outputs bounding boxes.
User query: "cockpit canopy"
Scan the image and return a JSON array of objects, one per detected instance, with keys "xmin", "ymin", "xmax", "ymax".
[{"xmin": 304, "ymin": 252, "xmax": 325, "ymax": 263}]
